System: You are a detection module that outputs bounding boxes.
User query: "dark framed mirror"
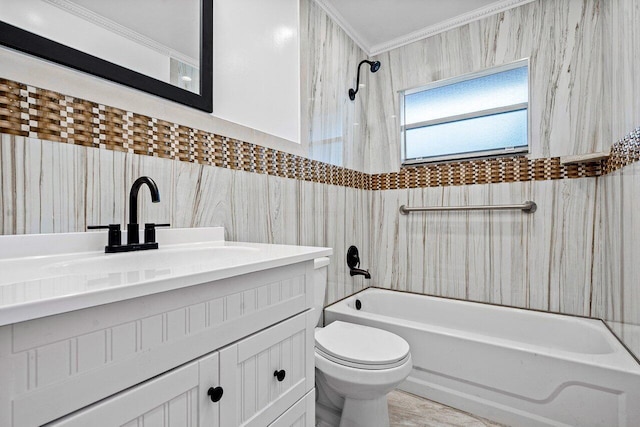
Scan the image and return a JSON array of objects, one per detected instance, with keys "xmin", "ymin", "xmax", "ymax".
[{"xmin": 0, "ymin": 0, "xmax": 213, "ymax": 112}]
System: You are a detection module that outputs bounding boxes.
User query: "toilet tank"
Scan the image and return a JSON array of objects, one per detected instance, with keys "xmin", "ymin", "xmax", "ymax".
[{"xmin": 313, "ymin": 257, "xmax": 330, "ymax": 326}]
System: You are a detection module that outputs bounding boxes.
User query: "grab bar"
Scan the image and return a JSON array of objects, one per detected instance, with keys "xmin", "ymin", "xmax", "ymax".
[{"xmin": 399, "ymin": 201, "xmax": 537, "ymax": 215}]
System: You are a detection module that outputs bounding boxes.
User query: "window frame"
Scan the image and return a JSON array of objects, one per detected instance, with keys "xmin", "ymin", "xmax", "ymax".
[{"xmin": 400, "ymin": 59, "xmax": 530, "ymax": 166}]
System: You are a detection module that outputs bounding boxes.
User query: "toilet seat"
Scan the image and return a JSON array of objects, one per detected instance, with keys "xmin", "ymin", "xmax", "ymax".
[{"xmin": 315, "ymin": 321, "xmax": 410, "ymax": 370}]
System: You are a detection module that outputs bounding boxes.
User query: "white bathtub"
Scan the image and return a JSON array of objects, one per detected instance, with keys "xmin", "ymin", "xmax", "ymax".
[{"xmin": 324, "ymin": 288, "xmax": 640, "ymax": 427}]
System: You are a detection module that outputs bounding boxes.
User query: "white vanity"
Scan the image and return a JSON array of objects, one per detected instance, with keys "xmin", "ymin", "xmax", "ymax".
[{"xmin": 0, "ymin": 227, "xmax": 331, "ymax": 426}]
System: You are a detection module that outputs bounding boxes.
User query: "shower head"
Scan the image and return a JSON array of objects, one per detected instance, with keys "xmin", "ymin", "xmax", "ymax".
[{"xmin": 349, "ymin": 60, "xmax": 382, "ymax": 101}]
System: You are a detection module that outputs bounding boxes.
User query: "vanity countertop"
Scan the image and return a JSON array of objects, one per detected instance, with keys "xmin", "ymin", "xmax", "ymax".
[{"xmin": 0, "ymin": 227, "xmax": 332, "ymax": 326}]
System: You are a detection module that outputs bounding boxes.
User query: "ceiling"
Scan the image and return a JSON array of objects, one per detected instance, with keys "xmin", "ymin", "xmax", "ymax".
[{"xmin": 315, "ymin": 0, "xmax": 535, "ymax": 56}]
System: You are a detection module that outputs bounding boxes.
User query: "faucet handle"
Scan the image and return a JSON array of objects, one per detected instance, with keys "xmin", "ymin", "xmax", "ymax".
[
  {"xmin": 87, "ymin": 224, "xmax": 121, "ymax": 247},
  {"xmin": 144, "ymin": 223, "xmax": 170, "ymax": 244}
]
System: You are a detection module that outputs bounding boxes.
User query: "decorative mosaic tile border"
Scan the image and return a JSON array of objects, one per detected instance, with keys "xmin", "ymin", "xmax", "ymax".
[
  {"xmin": 1, "ymin": 77, "xmax": 637, "ymax": 191},
  {"xmin": 371, "ymin": 156, "xmax": 602, "ymax": 190},
  {"xmin": 604, "ymin": 127, "xmax": 640, "ymax": 174},
  {"xmin": 0, "ymin": 78, "xmax": 370, "ymax": 189}
]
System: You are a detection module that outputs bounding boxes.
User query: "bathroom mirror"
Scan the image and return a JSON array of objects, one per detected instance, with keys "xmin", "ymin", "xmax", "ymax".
[{"xmin": 0, "ymin": 0, "xmax": 213, "ymax": 112}]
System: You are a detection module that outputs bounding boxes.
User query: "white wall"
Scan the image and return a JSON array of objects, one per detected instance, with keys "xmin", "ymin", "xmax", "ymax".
[{"xmin": 213, "ymin": 0, "xmax": 301, "ymax": 143}]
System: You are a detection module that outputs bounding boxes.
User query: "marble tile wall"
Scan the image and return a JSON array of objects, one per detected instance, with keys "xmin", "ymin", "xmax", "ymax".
[
  {"xmin": 605, "ymin": 0, "xmax": 640, "ymax": 139},
  {"xmin": 302, "ymin": 0, "xmax": 368, "ymax": 172},
  {"xmin": 365, "ymin": 0, "xmax": 607, "ymax": 174},
  {"xmin": 0, "ymin": 134, "xmax": 370, "ymax": 305},
  {"xmin": 369, "ymin": 177, "xmax": 596, "ymax": 316},
  {"xmin": 602, "ymin": 2, "xmax": 640, "ymax": 336},
  {"xmin": 360, "ymin": 0, "xmax": 640, "ymax": 358},
  {"xmin": 593, "ymin": 160, "xmax": 640, "ymax": 358}
]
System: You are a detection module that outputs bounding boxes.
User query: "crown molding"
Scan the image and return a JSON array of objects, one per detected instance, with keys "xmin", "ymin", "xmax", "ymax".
[
  {"xmin": 369, "ymin": 0, "xmax": 536, "ymax": 56},
  {"xmin": 312, "ymin": 0, "xmax": 369, "ymax": 54},
  {"xmin": 314, "ymin": 0, "xmax": 535, "ymax": 57},
  {"xmin": 43, "ymin": 0, "xmax": 199, "ymax": 66}
]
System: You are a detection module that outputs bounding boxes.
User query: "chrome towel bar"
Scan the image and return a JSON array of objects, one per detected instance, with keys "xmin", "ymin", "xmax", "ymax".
[{"xmin": 399, "ymin": 201, "xmax": 537, "ymax": 215}]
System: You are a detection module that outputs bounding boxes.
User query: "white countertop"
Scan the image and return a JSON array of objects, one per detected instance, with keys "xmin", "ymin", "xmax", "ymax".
[{"xmin": 0, "ymin": 227, "xmax": 332, "ymax": 326}]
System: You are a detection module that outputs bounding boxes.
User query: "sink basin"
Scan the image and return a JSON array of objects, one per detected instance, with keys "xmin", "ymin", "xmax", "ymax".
[
  {"xmin": 0, "ymin": 244, "xmax": 261, "ymax": 286},
  {"xmin": 44, "ymin": 245, "xmax": 260, "ymax": 276}
]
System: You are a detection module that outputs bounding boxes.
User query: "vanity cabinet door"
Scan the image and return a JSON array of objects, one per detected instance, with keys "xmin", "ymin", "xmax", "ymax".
[
  {"xmin": 219, "ymin": 311, "xmax": 315, "ymax": 427},
  {"xmin": 48, "ymin": 352, "xmax": 221, "ymax": 427},
  {"xmin": 268, "ymin": 390, "xmax": 315, "ymax": 427}
]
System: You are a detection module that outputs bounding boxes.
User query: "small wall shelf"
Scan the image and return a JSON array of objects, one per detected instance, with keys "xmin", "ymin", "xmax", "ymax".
[{"xmin": 560, "ymin": 151, "xmax": 610, "ymax": 165}]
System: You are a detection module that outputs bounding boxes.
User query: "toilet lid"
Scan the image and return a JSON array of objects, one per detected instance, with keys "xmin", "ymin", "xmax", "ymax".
[{"xmin": 315, "ymin": 321, "xmax": 410, "ymax": 368}]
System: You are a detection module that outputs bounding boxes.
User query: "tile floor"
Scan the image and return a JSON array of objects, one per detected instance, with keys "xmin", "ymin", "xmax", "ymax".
[{"xmin": 388, "ymin": 390, "xmax": 506, "ymax": 427}]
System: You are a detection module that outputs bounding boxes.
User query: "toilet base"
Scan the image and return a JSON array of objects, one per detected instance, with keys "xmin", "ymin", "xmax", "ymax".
[
  {"xmin": 315, "ymin": 401, "xmax": 341, "ymax": 427},
  {"xmin": 316, "ymin": 380, "xmax": 391, "ymax": 427},
  {"xmin": 316, "ymin": 396, "xmax": 390, "ymax": 427},
  {"xmin": 339, "ymin": 395, "xmax": 390, "ymax": 427}
]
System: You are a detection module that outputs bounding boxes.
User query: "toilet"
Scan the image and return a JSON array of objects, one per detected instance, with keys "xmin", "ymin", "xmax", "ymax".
[{"xmin": 313, "ymin": 258, "xmax": 412, "ymax": 427}]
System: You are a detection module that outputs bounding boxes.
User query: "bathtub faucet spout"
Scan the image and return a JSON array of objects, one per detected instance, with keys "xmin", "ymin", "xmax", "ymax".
[
  {"xmin": 346, "ymin": 246, "xmax": 371, "ymax": 279},
  {"xmin": 349, "ymin": 267, "xmax": 371, "ymax": 279}
]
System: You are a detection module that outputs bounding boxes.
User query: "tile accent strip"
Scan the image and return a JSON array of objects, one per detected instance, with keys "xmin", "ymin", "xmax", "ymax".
[
  {"xmin": 371, "ymin": 156, "xmax": 602, "ymax": 190},
  {"xmin": 1, "ymin": 77, "xmax": 638, "ymax": 190},
  {"xmin": 604, "ymin": 127, "xmax": 640, "ymax": 174},
  {"xmin": 0, "ymin": 78, "xmax": 370, "ymax": 189}
]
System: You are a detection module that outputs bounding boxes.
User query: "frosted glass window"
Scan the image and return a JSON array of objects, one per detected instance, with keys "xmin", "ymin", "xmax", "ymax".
[
  {"xmin": 401, "ymin": 60, "xmax": 529, "ymax": 164},
  {"xmin": 405, "ymin": 110, "xmax": 527, "ymax": 159}
]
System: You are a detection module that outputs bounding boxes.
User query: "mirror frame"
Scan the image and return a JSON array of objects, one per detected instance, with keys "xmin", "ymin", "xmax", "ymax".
[{"xmin": 0, "ymin": 0, "xmax": 213, "ymax": 112}]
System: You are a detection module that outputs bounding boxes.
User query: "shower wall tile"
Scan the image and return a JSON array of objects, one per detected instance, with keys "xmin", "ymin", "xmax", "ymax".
[
  {"xmin": 343, "ymin": 185, "xmax": 370, "ymax": 297},
  {"xmin": 593, "ymin": 160, "xmax": 640, "ymax": 361},
  {"xmin": 366, "ymin": 0, "xmax": 607, "ymax": 174},
  {"xmin": 370, "ymin": 189, "xmax": 404, "ymax": 292},
  {"xmin": 369, "ymin": 178, "xmax": 596, "ymax": 316},
  {"xmin": 593, "ymin": 161, "xmax": 640, "ymax": 327},
  {"xmin": 301, "ymin": 0, "xmax": 367, "ymax": 172},
  {"xmin": 530, "ymin": 179, "xmax": 596, "ymax": 316},
  {"xmin": 606, "ymin": 0, "xmax": 640, "ymax": 139},
  {"xmin": 324, "ymin": 183, "xmax": 346, "ymax": 303}
]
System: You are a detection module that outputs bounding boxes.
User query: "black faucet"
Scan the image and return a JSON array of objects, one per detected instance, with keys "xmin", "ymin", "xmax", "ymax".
[
  {"xmin": 88, "ymin": 176, "xmax": 169, "ymax": 253},
  {"xmin": 128, "ymin": 176, "xmax": 160, "ymax": 244},
  {"xmin": 346, "ymin": 246, "xmax": 371, "ymax": 279}
]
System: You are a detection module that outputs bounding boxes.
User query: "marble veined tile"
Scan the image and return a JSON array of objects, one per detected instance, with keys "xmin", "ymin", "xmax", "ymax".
[
  {"xmin": 302, "ymin": 0, "xmax": 367, "ymax": 172},
  {"xmin": 594, "ymin": 162, "xmax": 640, "ymax": 327},
  {"xmin": 265, "ymin": 174, "xmax": 300, "ymax": 246},
  {"xmin": 370, "ymin": 189, "xmax": 406, "ymax": 292},
  {"xmin": 530, "ymin": 178, "xmax": 596, "ymax": 316},
  {"xmin": 172, "ymin": 160, "xmax": 234, "ymax": 232},
  {"xmin": 606, "ymin": 0, "xmax": 640, "ymax": 139},
  {"xmin": 365, "ymin": 0, "xmax": 607, "ymax": 174},
  {"xmin": 1, "ymin": 135, "xmax": 87, "ymax": 234},
  {"xmin": 228, "ymin": 169, "xmax": 270, "ymax": 244},
  {"xmin": 84, "ymin": 145, "xmax": 127, "ymax": 227},
  {"xmin": 344, "ymin": 185, "xmax": 370, "ymax": 296},
  {"xmin": 325, "ymin": 183, "xmax": 347, "ymax": 303},
  {"xmin": 369, "ymin": 176, "xmax": 596, "ymax": 316},
  {"xmin": 592, "ymin": 169, "xmax": 623, "ymax": 322}
]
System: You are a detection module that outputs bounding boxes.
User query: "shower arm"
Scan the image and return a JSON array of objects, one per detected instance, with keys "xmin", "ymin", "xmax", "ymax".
[
  {"xmin": 349, "ymin": 60, "xmax": 379, "ymax": 101},
  {"xmin": 349, "ymin": 61, "xmax": 367, "ymax": 99}
]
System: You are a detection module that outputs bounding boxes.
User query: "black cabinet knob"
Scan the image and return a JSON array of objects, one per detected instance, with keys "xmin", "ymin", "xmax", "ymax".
[
  {"xmin": 274, "ymin": 369, "xmax": 286, "ymax": 382},
  {"xmin": 207, "ymin": 386, "xmax": 223, "ymax": 402}
]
